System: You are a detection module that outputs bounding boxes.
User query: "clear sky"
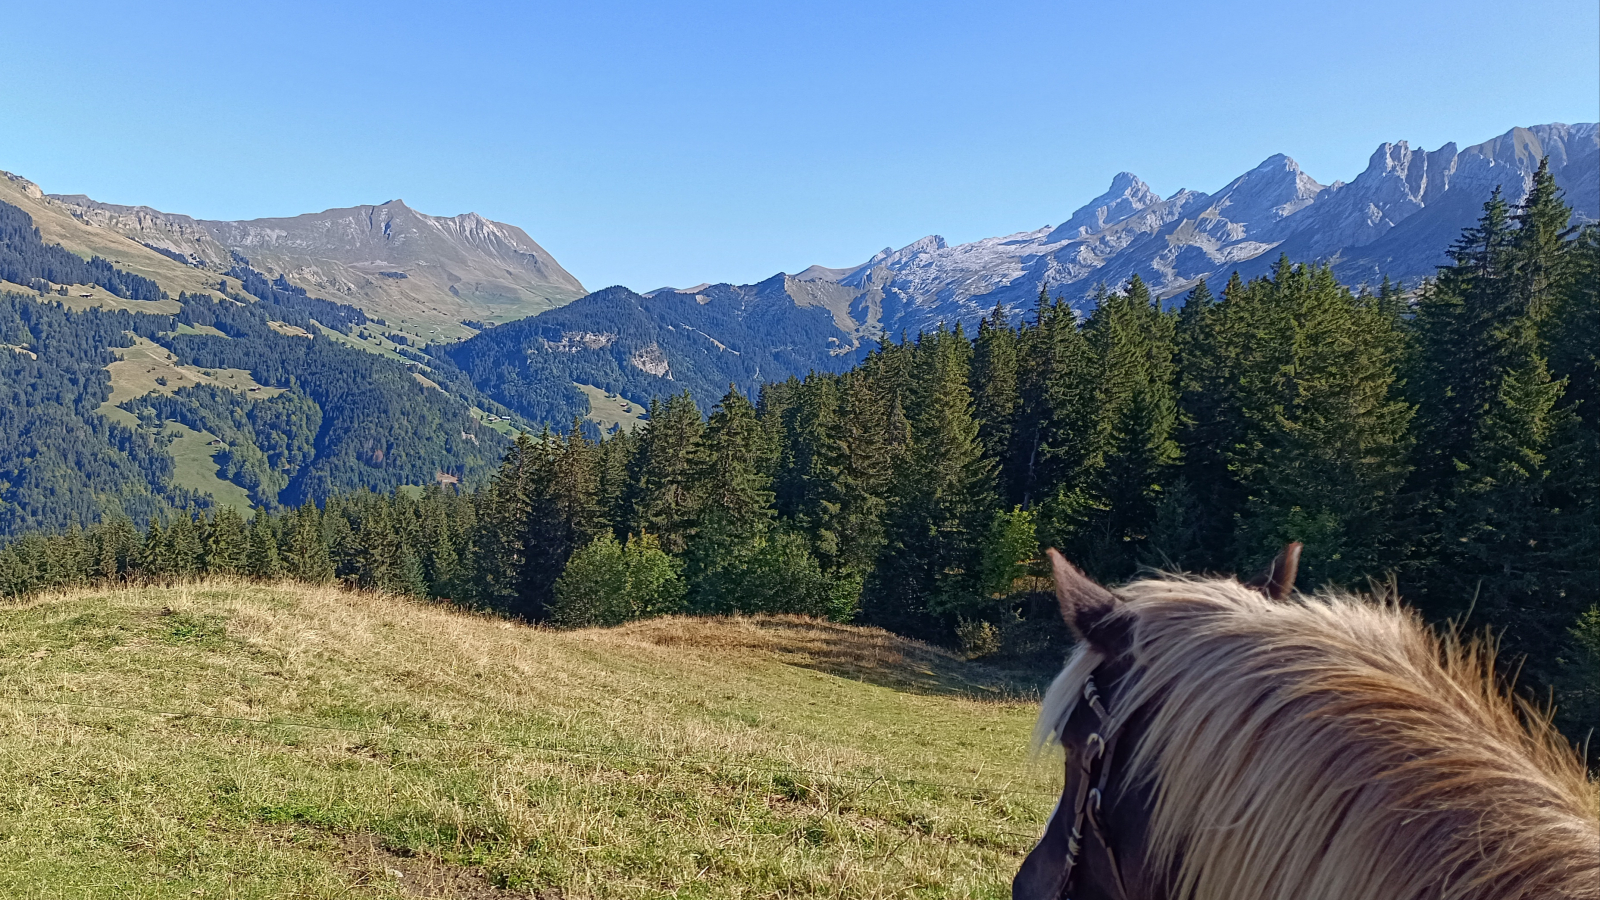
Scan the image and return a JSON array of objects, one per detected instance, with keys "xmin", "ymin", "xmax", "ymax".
[{"xmin": 4, "ymin": 0, "xmax": 1596, "ymax": 292}]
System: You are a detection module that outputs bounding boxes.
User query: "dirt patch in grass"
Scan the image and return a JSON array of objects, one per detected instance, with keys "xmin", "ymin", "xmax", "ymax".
[{"xmin": 343, "ymin": 834, "xmax": 542, "ymax": 899}]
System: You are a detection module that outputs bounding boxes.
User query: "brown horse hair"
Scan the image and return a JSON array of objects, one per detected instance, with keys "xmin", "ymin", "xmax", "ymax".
[{"xmin": 1033, "ymin": 574, "xmax": 1600, "ymax": 900}]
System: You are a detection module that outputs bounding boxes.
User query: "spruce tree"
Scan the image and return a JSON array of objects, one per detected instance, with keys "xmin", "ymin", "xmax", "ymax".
[
  {"xmin": 685, "ymin": 388, "xmax": 777, "ymax": 612},
  {"xmin": 867, "ymin": 327, "xmax": 995, "ymax": 638},
  {"xmin": 280, "ymin": 501, "xmax": 333, "ymax": 582},
  {"xmin": 1048, "ymin": 275, "xmax": 1180, "ymax": 579},
  {"xmin": 140, "ymin": 520, "xmax": 168, "ymax": 578},
  {"xmin": 626, "ymin": 393, "xmax": 704, "ymax": 554},
  {"xmin": 245, "ymin": 509, "xmax": 281, "ymax": 579},
  {"xmin": 203, "ymin": 506, "xmax": 249, "ymax": 575},
  {"xmin": 166, "ymin": 512, "xmax": 203, "ymax": 577},
  {"xmin": 91, "ymin": 515, "xmax": 141, "ymax": 582},
  {"xmin": 1223, "ymin": 262, "xmax": 1412, "ymax": 584},
  {"xmin": 971, "ymin": 302, "xmax": 1019, "ymax": 491},
  {"xmin": 520, "ymin": 422, "xmax": 606, "ymax": 617},
  {"xmin": 1013, "ymin": 290, "xmax": 1096, "ymax": 510},
  {"xmin": 1407, "ymin": 177, "xmax": 1577, "ymax": 683},
  {"xmin": 471, "ymin": 432, "xmax": 543, "ymax": 613},
  {"xmin": 816, "ymin": 369, "xmax": 892, "ymax": 579}
]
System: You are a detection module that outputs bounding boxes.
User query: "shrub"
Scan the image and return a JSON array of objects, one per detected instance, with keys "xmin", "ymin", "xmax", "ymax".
[
  {"xmin": 689, "ymin": 530, "xmax": 861, "ymax": 621},
  {"xmin": 551, "ymin": 534, "xmax": 685, "ymax": 627},
  {"xmin": 955, "ymin": 618, "xmax": 1001, "ymax": 659}
]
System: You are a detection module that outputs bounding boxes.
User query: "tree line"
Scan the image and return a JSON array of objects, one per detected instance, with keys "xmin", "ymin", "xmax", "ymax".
[
  {"xmin": 2, "ymin": 162, "xmax": 1596, "ymax": 741},
  {"xmin": 0, "ymin": 200, "xmax": 164, "ymax": 301}
]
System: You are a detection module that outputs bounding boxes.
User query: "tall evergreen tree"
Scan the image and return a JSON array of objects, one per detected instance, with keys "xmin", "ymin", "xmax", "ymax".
[
  {"xmin": 626, "ymin": 393, "xmax": 704, "ymax": 554},
  {"xmin": 866, "ymin": 327, "xmax": 995, "ymax": 638},
  {"xmin": 470, "ymin": 432, "xmax": 544, "ymax": 615},
  {"xmin": 246, "ymin": 508, "xmax": 282, "ymax": 579},
  {"xmin": 685, "ymin": 388, "xmax": 777, "ymax": 611},
  {"xmin": 1048, "ymin": 275, "xmax": 1181, "ymax": 579},
  {"xmin": 280, "ymin": 501, "xmax": 333, "ymax": 582},
  {"xmin": 1012, "ymin": 290, "xmax": 1096, "ymax": 509},
  {"xmin": 971, "ymin": 302, "xmax": 1020, "ymax": 483},
  {"xmin": 1223, "ymin": 262, "xmax": 1413, "ymax": 583},
  {"xmin": 519, "ymin": 422, "xmax": 606, "ymax": 617},
  {"xmin": 814, "ymin": 369, "xmax": 892, "ymax": 579},
  {"xmin": 203, "ymin": 506, "xmax": 248, "ymax": 575},
  {"xmin": 166, "ymin": 511, "xmax": 203, "ymax": 577},
  {"xmin": 1407, "ymin": 176, "xmax": 1577, "ymax": 683}
]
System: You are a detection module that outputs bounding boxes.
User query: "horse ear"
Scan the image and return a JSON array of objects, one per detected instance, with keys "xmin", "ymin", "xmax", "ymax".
[
  {"xmin": 1047, "ymin": 548, "xmax": 1122, "ymax": 646},
  {"xmin": 1245, "ymin": 542, "xmax": 1302, "ymax": 600}
]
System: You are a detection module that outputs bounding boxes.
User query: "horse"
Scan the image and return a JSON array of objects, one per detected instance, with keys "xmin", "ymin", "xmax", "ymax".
[{"xmin": 1015, "ymin": 544, "xmax": 1600, "ymax": 900}]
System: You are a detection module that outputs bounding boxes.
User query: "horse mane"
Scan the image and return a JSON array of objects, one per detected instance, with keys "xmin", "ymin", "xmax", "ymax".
[{"xmin": 1034, "ymin": 574, "xmax": 1600, "ymax": 900}]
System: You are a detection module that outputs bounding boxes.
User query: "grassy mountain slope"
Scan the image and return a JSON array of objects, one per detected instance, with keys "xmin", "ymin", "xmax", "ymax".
[
  {"xmin": 0, "ymin": 173, "xmax": 220, "ymax": 309},
  {"xmin": 0, "ymin": 580, "xmax": 1054, "ymax": 898},
  {"xmin": 43, "ymin": 189, "xmax": 587, "ymax": 338}
]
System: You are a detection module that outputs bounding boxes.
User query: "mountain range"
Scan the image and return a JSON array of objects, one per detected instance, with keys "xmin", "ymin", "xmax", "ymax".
[
  {"xmin": 671, "ymin": 122, "xmax": 1597, "ymax": 337},
  {"xmin": 451, "ymin": 122, "xmax": 1597, "ymax": 425},
  {"xmin": 1, "ymin": 121, "xmax": 1594, "ymax": 459}
]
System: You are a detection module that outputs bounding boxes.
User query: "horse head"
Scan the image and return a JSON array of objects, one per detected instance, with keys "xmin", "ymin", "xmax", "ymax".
[
  {"xmin": 1014, "ymin": 544, "xmax": 1300, "ymax": 900},
  {"xmin": 1013, "ymin": 543, "xmax": 1597, "ymax": 900}
]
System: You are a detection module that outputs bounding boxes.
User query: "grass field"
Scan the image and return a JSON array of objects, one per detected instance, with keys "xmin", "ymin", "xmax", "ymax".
[
  {"xmin": 576, "ymin": 383, "xmax": 650, "ymax": 434},
  {"xmin": 161, "ymin": 421, "xmax": 256, "ymax": 515},
  {"xmin": 0, "ymin": 581, "xmax": 1058, "ymax": 898},
  {"xmin": 102, "ymin": 336, "xmax": 280, "ymax": 408}
]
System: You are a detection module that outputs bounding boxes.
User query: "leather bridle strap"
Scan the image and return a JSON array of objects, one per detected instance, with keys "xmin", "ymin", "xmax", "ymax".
[{"xmin": 1056, "ymin": 675, "xmax": 1131, "ymax": 900}]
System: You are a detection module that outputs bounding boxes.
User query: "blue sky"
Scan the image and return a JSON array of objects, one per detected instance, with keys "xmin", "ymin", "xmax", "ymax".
[{"xmin": 4, "ymin": 0, "xmax": 1595, "ymax": 291}]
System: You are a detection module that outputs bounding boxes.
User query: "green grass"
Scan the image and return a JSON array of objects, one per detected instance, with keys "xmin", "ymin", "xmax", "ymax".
[
  {"xmin": 162, "ymin": 421, "xmax": 255, "ymax": 515},
  {"xmin": 0, "ymin": 581, "xmax": 1058, "ymax": 898},
  {"xmin": 575, "ymin": 383, "xmax": 650, "ymax": 434}
]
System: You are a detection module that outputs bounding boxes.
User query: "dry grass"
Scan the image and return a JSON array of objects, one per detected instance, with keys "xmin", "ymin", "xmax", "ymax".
[{"xmin": 0, "ymin": 580, "xmax": 1057, "ymax": 898}]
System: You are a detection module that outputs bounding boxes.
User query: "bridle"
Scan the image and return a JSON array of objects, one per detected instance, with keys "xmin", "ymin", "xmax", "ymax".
[{"xmin": 1048, "ymin": 672, "xmax": 1131, "ymax": 900}]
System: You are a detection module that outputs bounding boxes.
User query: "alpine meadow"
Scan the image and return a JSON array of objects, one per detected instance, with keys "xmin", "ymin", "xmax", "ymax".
[{"xmin": 1, "ymin": 7, "xmax": 1597, "ymax": 891}]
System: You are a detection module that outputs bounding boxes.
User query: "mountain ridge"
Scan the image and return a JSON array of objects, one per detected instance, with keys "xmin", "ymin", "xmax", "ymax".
[
  {"xmin": 734, "ymin": 122, "xmax": 1597, "ymax": 335},
  {"xmin": 31, "ymin": 190, "xmax": 586, "ymax": 337}
]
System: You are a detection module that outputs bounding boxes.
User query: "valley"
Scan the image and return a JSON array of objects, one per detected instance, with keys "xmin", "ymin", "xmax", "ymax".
[{"xmin": 0, "ymin": 120, "xmax": 1594, "ymax": 537}]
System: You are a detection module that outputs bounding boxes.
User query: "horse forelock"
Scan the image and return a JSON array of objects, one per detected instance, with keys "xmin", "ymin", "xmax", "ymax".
[{"xmin": 1033, "ymin": 573, "xmax": 1600, "ymax": 900}]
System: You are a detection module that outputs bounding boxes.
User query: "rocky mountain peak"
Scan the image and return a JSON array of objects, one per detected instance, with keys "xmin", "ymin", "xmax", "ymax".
[{"xmin": 1049, "ymin": 171, "xmax": 1161, "ymax": 241}]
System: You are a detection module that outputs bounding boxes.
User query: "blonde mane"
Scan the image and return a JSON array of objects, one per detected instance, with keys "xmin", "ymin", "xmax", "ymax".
[{"xmin": 1034, "ymin": 575, "xmax": 1600, "ymax": 900}]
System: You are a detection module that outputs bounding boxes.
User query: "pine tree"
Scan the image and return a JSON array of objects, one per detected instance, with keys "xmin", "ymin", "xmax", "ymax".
[
  {"xmin": 520, "ymin": 422, "xmax": 606, "ymax": 617},
  {"xmin": 866, "ymin": 327, "xmax": 995, "ymax": 638},
  {"xmin": 626, "ymin": 393, "xmax": 704, "ymax": 554},
  {"xmin": 1407, "ymin": 176, "xmax": 1577, "ymax": 683},
  {"xmin": 685, "ymin": 388, "xmax": 777, "ymax": 612},
  {"xmin": 280, "ymin": 501, "xmax": 333, "ymax": 582},
  {"xmin": 971, "ymin": 301, "xmax": 1019, "ymax": 489},
  {"xmin": 91, "ymin": 515, "xmax": 141, "ymax": 581},
  {"xmin": 140, "ymin": 520, "xmax": 169, "ymax": 578},
  {"xmin": 771, "ymin": 375, "xmax": 841, "ymax": 537},
  {"xmin": 166, "ymin": 511, "xmax": 203, "ymax": 577},
  {"xmin": 1047, "ymin": 275, "xmax": 1181, "ymax": 579},
  {"xmin": 816, "ymin": 369, "xmax": 892, "ymax": 579},
  {"xmin": 203, "ymin": 506, "xmax": 249, "ymax": 575},
  {"xmin": 1013, "ymin": 290, "xmax": 1096, "ymax": 510},
  {"xmin": 1226, "ymin": 262, "xmax": 1412, "ymax": 583},
  {"xmin": 470, "ymin": 432, "xmax": 542, "ymax": 612},
  {"xmin": 245, "ymin": 509, "xmax": 282, "ymax": 579}
]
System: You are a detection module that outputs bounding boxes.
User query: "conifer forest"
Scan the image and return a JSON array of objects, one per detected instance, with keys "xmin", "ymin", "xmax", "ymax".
[{"xmin": 3, "ymin": 163, "xmax": 1597, "ymax": 743}]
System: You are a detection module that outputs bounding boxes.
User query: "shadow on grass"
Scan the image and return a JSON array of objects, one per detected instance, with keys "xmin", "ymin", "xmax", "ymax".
[{"xmin": 599, "ymin": 614, "xmax": 1054, "ymax": 700}]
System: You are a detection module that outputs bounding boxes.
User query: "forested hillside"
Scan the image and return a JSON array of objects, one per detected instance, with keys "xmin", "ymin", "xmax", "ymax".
[
  {"xmin": 6, "ymin": 162, "xmax": 1595, "ymax": 746},
  {"xmin": 0, "ymin": 200, "xmax": 518, "ymax": 536},
  {"xmin": 447, "ymin": 280, "xmax": 866, "ymax": 425}
]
